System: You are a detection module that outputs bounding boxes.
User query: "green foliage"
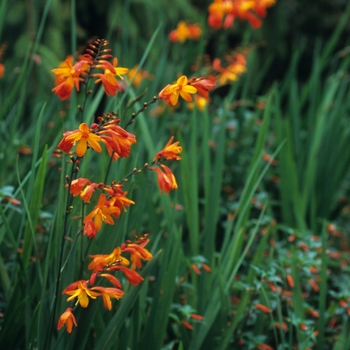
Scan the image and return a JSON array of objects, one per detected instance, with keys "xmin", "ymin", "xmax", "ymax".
[{"xmin": 1, "ymin": 1, "xmax": 350, "ymax": 350}]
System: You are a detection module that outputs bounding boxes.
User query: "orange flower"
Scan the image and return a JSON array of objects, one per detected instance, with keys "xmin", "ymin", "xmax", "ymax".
[
  {"xmin": 159, "ymin": 75, "xmax": 197, "ymax": 106},
  {"xmin": 208, "ymin": 0, "xmax": 275, "ymax": 30},
  {"xmin": 181, "ymin": 320, "xmax": 194, "ymax": 330},
  {"xmin": 169, "ymin": 21, "xmax": 202, "ymax": 43},
  {"xmin": 152, "ymin": 164, "xmax": 178, "ymax": 194},
  {"xmin": 88, "ymin": 246, "xmax": 129, "ymax": 273},
  {"xmin": 61, "ymin": 123, "xmax": 102, "ymax": 157},
  {"xmin": 70, "ymin": 178, "xmax": 91, "ymax": 197},
  {"xmin": 187, "ymin": 77, "xmax": 216, "ymax": 99},
  {"xmin": 153, "ymin": 136, "xmax": 182, "ymax": 161},
  {"xmin": 97, "ymin": 122, "xmax": 137, "ymax": 159},
  {"xmin": 255, "ymin": 303, "xmax": 271, "ymax": 313},
  {"xmin": 286, "ymin": 274, "xmax": 294, "ymax": 288},
  {"xmin": 214, "ymin": 54, "xmax": 247, "ymax": 85},
  {"xmin": 62, "ymin": 280, "xmax": 100, "ymax": 308},
  {"xmin": 90, "ymin": 286, "xmax": 124, "ymax": 310},
  {"xmin": 57, "ymin": 307, "xmax": 77, "ymax": 333},
  {"xmin": 84, "ymin": 193, "xmax": 120, "ymax": 234},
  {"xmin": 80, "ymin": 183, "xmax": 98, "ymax": 203},
  {"xmin": 70, "ymin": 178, "xmax": 99, "ymax": 203},
  {"xmin": 121, "ymin": 239, "xmax": 153, "ymax": 270},
  {"xmin": 188, "ymin": 95, "xmax": 209, "ymax": 111},
  {"xmin": 104, "ymin": 185, "xmax": 135, "ymax": 216},
  {"xmin": 201, "ymin": 263, "xmax": 212, "ymax": 273},
  {"xmin": 109, "ymin": 265, "xmax": 144, "ymax": 285},
  {"xmin": 84, "ymin": 219, "xmax": 97, "ymax": 239},
  {"xmin": 299, "ymin": 323, "xmax": 308, "ymax": 331},
  {"xmin": 274, "ymin": 321, "xmax": 288, "ymax": 332},
  {"xmin": 127, "ymin": 65, "xmax": 153, "ymax": 87},
  {"xmin": 191, "ymin": 264, "xmax": 201, "ymax": 275},
  {"xmin": 92, "ymin": 57, "xmax": 128, "ymax": 96},
  {"xmin": 308, "ymin": 309, "xmax": 319, "ymax": 318},
  {"xmin": 0, "ymin": 63, "xmax": 4, "ymax": 78},
  {"xmin": 100, "ymin": 273, "xmax": 123, "ymax": 288},
  {"xmin": 51, "ymin": 55, "xmax": 91, "ymax": 100},
  {"xmin": 308, "ymin": 279, "xmax": 320, "ymax": 292}
]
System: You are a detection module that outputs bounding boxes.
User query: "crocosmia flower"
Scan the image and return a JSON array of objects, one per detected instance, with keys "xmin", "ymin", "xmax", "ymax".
[
  {"xmin": 154, "ymin": 136, "xmax": 182, "ymax": 161},
  {"xmin": 88, "ymin": 246, "xmax": 129, "ymax": 273},
  {"xmin": 59, "ymin": 123, "xmax": 102, "ymax": 157},
  {"xmin": 62, "ymin": 280, "xmax": 100, "ymax": 308},
  {"xmin": 208, "ymin": 0, "xmax": 276, "ymax": 30},
  {"xmin": 51, "ymin": 55, "xmax": 92, "ymax": 100},
  {"xmin": 159, "ymin": 75, "xmax": 197, "ymax": 106},
  {"xmin": 214, "ymin": 53, "xmax": 247, "ymax": 85},
  {"xmin": 121, "ymin": 239, "xmax": 153, "ymax": 270},
  {"xmin": 57, "ymin": 307, "xmax": 77, "ymax": 333},
  {"xmin": 0, "ymin": 63, "xmax": 4, "ymax": 79},
  {"xmin": 97, "ymin": 122, "xmax": 137, "ymax": 159},
  {"xmin": 169, "ymin": 21, "xmax": 202, "ymax": 43},
  {"xmin": 90, "ymin": 286, "xmax": 124, "ymax": 310},
  {"xmin": 108, "ymin": 265, "xmax": 144, "ymax": 286},
  {"xmin": 103, "ymin": 185, "xmax": 135, "ymax": 216},
  {"xmin": 188, "ymin": 77, "xmax": 216, "ymax": 99},
  {"xmin": 152, "ymin": 164, "xmax": 178, "ymax": 194},
  {"xmin": 84, "ymin": 193, "xmax": 120, "ymax": 235},
  {"xmin": 92, "ymin": 57, "xmax": 128, "ymax": 96}
]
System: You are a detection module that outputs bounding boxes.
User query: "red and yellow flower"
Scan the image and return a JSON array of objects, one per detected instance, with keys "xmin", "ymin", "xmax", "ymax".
[
  {"xmin": 154, "ymin": 136, "xmax": 182, "ymax": 161},
  {"xmin": 62, "ymin": 280, "xmax": 100, "ymax": 308},
  {"xmin": 90, "ymin": 286, "xmax": 124, "ymax": 310},
  {"xmin": 88, "ymin": 246, "xmax": 129, "ymax": 273},
  {"xmin": 51, "ymin": 55, "xmax": 92, "ymax": 100},
  {"xmin": 57, "ymin": 307, "xmax": 77, "ymax": 333},
  {"xmin": 83, "ymin": 193, "xmax": 120, "ymax": 236},
  {"xmin": 121, "ymin": 239, "xmax": 153, "ymax": 270},
  {"xmin": 59, "ymin": 123, "xmax": 102, "ymax": 157},
  {"xmin": 97, "ymin": 122, "xmax": 137, "ymax": 159},
  {"xmin": 208, "ymin": 0, "xmax": 276, "ymax": 30},
  {"xmin": 152, "ymin": 164, "xmax": 178, "ymax": 194},
  {"xmin": 169, "ymin": 21, "xmax": 202, "ymax": 43},
  {"xmin": 159, "ymin": 75, "xmax": 197, "ymax": 106},
  {"xmin": 92, "ymin": 57, "xmax": 128, "ymax": 96}
]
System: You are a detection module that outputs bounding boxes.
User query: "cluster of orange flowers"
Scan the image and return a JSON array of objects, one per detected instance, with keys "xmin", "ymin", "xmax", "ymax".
[
  {"xmin": 169, "ymin": 21, "xmax": 202, "ymax": 43},
  {"xmin": 159, "ymin": 76, "xmax": 215, "ymax": 106},
  {"xmin": 51, "ymin": 39, "xmax": 217, "ymax": 333},
  {"xmin": 168, "ymin": 0, "xmax": 276, "ymax": 46},
  {"xmin": 213, "ymin": 52, "xmax": 247, "ymax": 85},
  {"xmin": 58, "ymin": 237, "xmax": 152, "ymax": 333},
  {"xmin": 208, "ymin": 0, "xmax": 276, "ymax": 29},
  {"xmin": 51, "ymin": 41, "xmax": 128, "ymax": 100}
]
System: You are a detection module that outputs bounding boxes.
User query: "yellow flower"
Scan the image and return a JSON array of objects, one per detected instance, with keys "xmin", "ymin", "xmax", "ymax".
[
  {"xmin": 64, "ymin": 123, "xmax": 102, "ymax": 157},
  {"xmin": 159, "ymin": 76, "xmax": 197, "ymax": 106},
  {"xmin": 62, "ymin": 280, "xmax": 100, "ymax": 308}
]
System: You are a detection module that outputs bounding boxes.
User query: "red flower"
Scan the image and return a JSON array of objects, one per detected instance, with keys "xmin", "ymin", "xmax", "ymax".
[
  {"xmin": 152, "ymin": 165, "xmax": 178, "ymax": 194},
  {"xmin": 188, "ymin": 77, "xmax": 216, "ymax": 99}
]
